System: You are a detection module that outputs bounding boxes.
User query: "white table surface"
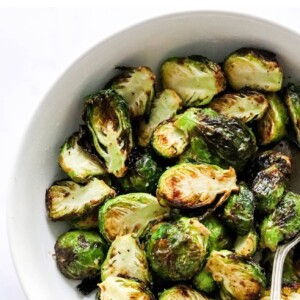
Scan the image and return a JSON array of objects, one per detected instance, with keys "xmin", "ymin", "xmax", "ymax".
[{"xmin": 1, "ymin": 6, "xmax": 300, "ymax": 299}]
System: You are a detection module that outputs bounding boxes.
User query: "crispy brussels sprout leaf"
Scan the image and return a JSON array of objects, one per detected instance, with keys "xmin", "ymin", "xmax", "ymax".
[
  {"xmin": 193, "ymin": 266, "xmax": 217, "ymax": 294},
  {"xmin": 146, "ymin": 217, "xmax": 210, "ymax": 281},
  {"xmin": 260, "ymin": 191, "xmax": 300, "ymax": 252},
  {"xmin": 223, "ymin": 48, "xmax": 283, "ymax": 91},
  {"xmin": 68, "ymin": 210, "xmax": 99, "ymax": 230},
  {"xmin": 84, "ymin": 89, "xmax": 133, "ymax": 177},
  {"xmin": 99, "ymin": 193, "xmax": 170, "ymax": 242},
  {"xmin": 109, "ymin": 66, "xmax": 156, "ymax": 119},
  {"xmin": 209, "ymin": 90, "xmax": 269, "ymax": 123},
  {"xmin": 157, "ymin": 163, "xmax": 238, "ymax": 209},
  {"xmin": 46, "ymin": 178, "xmax": 116, "ymax": 221},
  {"xmin": 206, "ymin": 250, "xmax": 266, "ymax": 300},
  {"xmin": 161, "ymin": 56, "xmax": 226, "ymax": 107},
  {"xmin": 101, "ymin": 234, "xmax": 151, "ymax": 284},
  {"xmin": 257, "ymin": 93, "xmax": 289, "ymax": 145},
  {"xmin": 234, "ymin": 229, "xmax": 258, "ymax": 258},
  {"xmin": 138, "ymin": 89, "xmax": 183, "ymax": 146},
  {"xmin": 54, "ymin": 230, "xmax": 107, "ymax": 280},
  {"xmin": 97, "ymin": 277, "xmax": 155, "ymax": 300},
  {"xmin": 159, "ymin": 284, "xmax": 209, "ymax": 300}
]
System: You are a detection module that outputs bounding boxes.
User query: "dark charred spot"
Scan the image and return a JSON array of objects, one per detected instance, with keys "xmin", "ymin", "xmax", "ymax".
[
  {"xmin": 236, "ymin": 47, "xmax": 277, "ymax": 62},
  {"xmin": 78, "ymin": 235, "xmax": 90, "ymax": 249}
]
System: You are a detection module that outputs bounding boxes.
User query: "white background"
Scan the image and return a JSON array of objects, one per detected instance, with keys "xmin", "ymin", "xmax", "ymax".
[{"xmin": 1, "ymin": 5, "xmax": 300, "ymax": 299}]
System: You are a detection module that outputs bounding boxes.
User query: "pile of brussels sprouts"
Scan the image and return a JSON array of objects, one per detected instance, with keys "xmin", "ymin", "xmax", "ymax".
[{"xmin": 46, "ymin": 48, "xmax": 300, "ymax": 299}]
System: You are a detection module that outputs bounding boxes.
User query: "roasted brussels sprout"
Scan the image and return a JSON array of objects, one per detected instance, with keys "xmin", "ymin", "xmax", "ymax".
[
  {"xmin": 46, "ymin": 178, "xmax": 116, "ymax": 221},
  {"xmin": 161, "ymin": 56, "xmax": 226, "ymax": 107},
  {"xmin": 68, "ymin": 210, "xmax": 98, "ymax": 229},
  {"xmin": 257, "ymin": 93, "xmax": 289, "ymax": 145},
  {"xmin": 223, "ymin": 48, "xmax": 283, "ymax": 91},
  {"xmin": 109, "ymin": 66, "xmax": 156, "ymax": 119},
  {"xmin": 234, "ymin": 229, "xmax": 258, "ymax": 258},
  {"xmin": 193, "ymin": 266, "xmax": 217, "ymax": 294},
  {"xmin": 157, "ymin": 163, "xmax": 238, "ymax": 209},
  {"xmin": 99, "ymin": 193, "xmax": 170, "ymax": 242},
  {"xmin": 159, "ymin": 284, "xmax": 209, "ymax": 300},
  {"xmin": 209, "ymin": 90, "xmax": 269, "ymax": 123},
  {"xmin": 54, "ymin": 230, "xmax": 107, "ymax": 279},
  {"xmin": 260, "ymin": 284, "xmax": 300, "ymax": 300},
  {"xmin": 101, "ymin": 234, "xmax": 151, "ymax": 284},
  {"xmin": 222, "ymin": 182, "xmax": 255, "ymax": 235},
  {"xmin": 206, "ymin": 250, "xmax": 266, "ymax": 300},
  {"xmin": 260, "ymin": 191, "xmax": 300, "ymax": 252},
  {"xmin": 138, "ymin": 89, "xmax": 183, "ymax": 146},
  {"xmin": 146, "ymin": 217, "xmax": 210, "ymax": 281},
  {"xmin": 97, "ymin": 276, "xmax": 155, "ymax": 300},
  {"xmin": 84, "ymin": 89, "xmax": 133, "ymax": 177}
]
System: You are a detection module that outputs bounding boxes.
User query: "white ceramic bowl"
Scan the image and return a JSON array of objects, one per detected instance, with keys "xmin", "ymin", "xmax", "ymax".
[{"xmin": 7, "ymin": 11, "xmax": 300, "ymax": 300}]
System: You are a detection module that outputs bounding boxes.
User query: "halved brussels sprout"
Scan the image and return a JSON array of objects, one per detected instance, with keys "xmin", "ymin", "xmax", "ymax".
[
  {"xmin": 54, "ymin": 230, "xmax": 107, "ymax": 280},
  {"xmin": 284, "ymin": 83, "xmax": 300, "ymax": 144},
  {"xmin": 257, "ymin": 93, "xmax": 289, "ymax": 145},
  {"xmin": 260, "ymin": 191, "xmax": 300, "ymax": 252},
  {"xmin": 222, "ymin": 182, "xmax": 255, "ymax": 235},
  {"xmin": 193, "ymin": 266, "xmax": 217, "ymax": 294},
  {"xmin": 260, "ymin": 284, "xmax": 300, "ymax": 300},
  {"xmin": 68, "ymin": 210, "xmax": 98, "ymax": 229},
  {"xmin": 156, "ymin": 163, "xmax": 238, "ymax": 209},
  {"xmin": 138, "ymin": 89, "xmax": 183, "ymax": 146},
  {"xmin": 159, "ymin": 285, "xmax": 209, "ymax": 300},
  {"xmin": 58, "ymin": 127, "xmax": 107, "ymax": 182},
  {"xmin": 223, "ymin": 47, "xmax": 283, "ymax": 91},
  {"xmin": 97, "ymin": 276, "xmax": 154, "ymax": 300},
  {"xmin": 161, "ymin": 55, "xmax": 226, "ymax": 107},
  {"xmin": 99, "ymin": 193, "xmax": 170, "ymax": 242},
  {"xmin": 206, "ymin": 250, "xmax": 266, "ymax": 300},
  {"xmin": 109, "ymin": 66, "xmax": 156, "ymax": 119},
  {"xmin": 234, "ymin": 229, "xmax": 258, "ymax": 258},
  {"xmin": 101, "ymin": 234, "xmax": 151, "ymax": 285},
  {"xmin": 84, "ymin": 89, "xmax": 133, "ymax": 177},
  {"xmin": 208, "ymin": 90, "xmax": 269, "ymax": 123},
  {"xmin": 146, "ymin": 217, "xmax": 210, "ymax": 281},
  {"xmin": 46, "ymin": 178, "xmax": 116, "ymax": 221}
]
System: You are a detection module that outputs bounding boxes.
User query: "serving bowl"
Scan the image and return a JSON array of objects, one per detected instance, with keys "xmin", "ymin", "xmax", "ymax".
[{"xmin": 7, "ymin": 11, "xmax": 300, "ymax": 300}]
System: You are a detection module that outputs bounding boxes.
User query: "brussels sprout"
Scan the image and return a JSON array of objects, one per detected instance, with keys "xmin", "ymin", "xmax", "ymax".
[
  {"xmin": 257, "ymin": 93, "xmax": 289, "ymax": 145},
  {"xmin": 222, "ymin": 182, "xmax": 255, "ymax": 235},
  {"xmin": 109, "ymin": 66, "xmax": 156, "ymax": 119},
  {"xmin": 159, "ymin": 284, "xmax": 209, "ymax": 300},
  {"xmin": 260, "ymin": 284, "xmax": 300, "ymax": 300},
  {"xmin": 161, "ymin": 55, "xmax": 226, "ymax": 107},
  {"xmin": 223, "ymin": 47, "xmax": 283, "ymax": 91},
  {"xmin": 157, "ymin": 163, "xmax": 238, "ymax": 209},
  {"xmin": 117, "ymin": 147, "xmax": 162, "ymax": 193},
  {"xmin": 284, "ymin": 83, "xmax": 300, "ymax": 144},
  {"xmin": 146, "ymin": 217, "xmax": 210, "ymax": 281},
  {"xmin": 46, "ymin": 178, "xmax": 116, "ymax": 221},
  {"xmin": 54, "ymin": 230, "xmax": 107, "ymax": 279},
  {"xmin": 97, "ymin": 276, "xmax": 155, "ymax": 300},
  {"xmin": 201, "ymin": 215, "xmax": 233, "ymax": 252},
  {"xmin": 193, "ymin": 266, "xmax": 217, "ymax": 294},
  {"xmin": 260, "ymin": 191, "xmax": 300, "ymax": 252},
  {"xmin": 68, "ymin": 210, "xmax": 99, "ymax": 229},
  {"xmin": 138, "ymin": 89, "xmax": 183, "ymax": 146},
  {"xmin": 234, "ymin": 229, "xmax": 258, "ymax": 258},
  {"xmin": 208, "ymin": 90, "xmax": 269, "ymax": 123},
  {"xmin": 99, "ymin": 193, "xmax": 170, "ymax": 242},
  {"xmin": 84, "ymin": 89, "xmax": 133, "ymax": 177},
  {"xmin": 58, "ymin": 128, "xmax": 107, "ymax": 182},
  {"xmin": 101, "ymin": 234, "xmax": 151, "ymax": 284},
  {"xmin": 206, "ymin": 250, "xmax": 266, "ymax": 300}
]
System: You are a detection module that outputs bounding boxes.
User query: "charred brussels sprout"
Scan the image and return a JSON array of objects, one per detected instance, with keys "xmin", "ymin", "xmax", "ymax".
[
  {"xmin": 257, "ymin": 93, "xmax": 289, "ymax": 145},
  {"xmin": 84, "ymin": 89, "xmax": 133, "ymax": 177},
  {"xmin": 159, "ymin": 284, "xmax": 209, "ymax": 300},
  {"xmin": 101, "ymin": 234, "xmax": 151, "ymax": 285},
  {"xmin": 68, "ymin": 210, "xmax": 98, "ymax": 229},
  {"xmin": 99, "ymin": 193, "xmax": 170, "ymax": 242},
  {"xmin": 260, "ymin": 191, "xmax": 300, "ymax": 252},
  {"xmin": 138, "ymin": 89, "xmax": 183, "ymax": 146},
  {"xmin": 209, "ymin": 90, "xmax": 269, "ymax": 123},
  {"xmin": 193, "ymin": 266, "xmax": 217, "ymax": 294},
  {"xmin": 97, "ymin": 276, "xmax": 155, "ymax": 300},
  {"xmin": 223, "ymin": 182, "xmax": 255, "ymax": 235},
  {"xmin": 109, "ymin": 66, "xmax": 156, "ymax": 119},
  {"xmin": 146, "ymin": 217, "xmax": 210, "ymax": 281},
  {"xmin": 161, "ymin": 56, "xmax": 226, "ymax": 107},
  {"xmin": 157, "ymin": 163, "xmax": 238, "ymax": 209},
  {"xmin": 46, "ymin": 178, "xmax": 116, "ymax": 221},
  {"xmin": 233, "ymin": 229, "xmax": 258, "ymax": 258},
  {"xmin": 223, "ymin": 48, "xmax": 283, "ymax": 91},
  {"xmin": 54, "ymin": 230, "xmax": 107, "ymax": 279},
  {"xmin": 206, "ymin": 250, "xmax": 266, "ymax": 300}
]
